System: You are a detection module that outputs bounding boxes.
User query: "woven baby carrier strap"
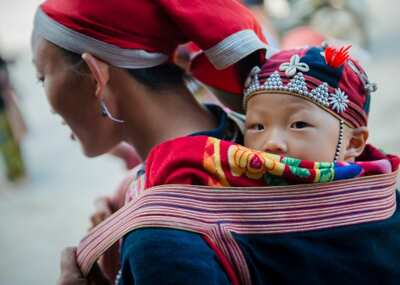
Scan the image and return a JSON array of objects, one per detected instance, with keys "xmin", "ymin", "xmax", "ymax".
[{"xmin": 77, "ymin": 170, "xmax": 398, "ymax": 285}]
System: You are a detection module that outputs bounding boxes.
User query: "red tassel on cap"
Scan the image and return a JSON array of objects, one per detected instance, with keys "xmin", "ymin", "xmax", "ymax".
[{"xmin": 324, "ymin": 45, "xmax": 352, "ymax": 68}]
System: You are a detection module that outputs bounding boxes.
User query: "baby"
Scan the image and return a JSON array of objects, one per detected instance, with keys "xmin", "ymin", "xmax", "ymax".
[
  {"xmin": 243, "ymin": 45, "xmax": 369, "ymax": 163},
  {"xmin": 144, "ymin": 45, "xmax": 398, "ymax": 188}
]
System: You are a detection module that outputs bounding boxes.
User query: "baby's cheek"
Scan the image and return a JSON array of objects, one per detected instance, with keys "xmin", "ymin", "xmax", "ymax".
[
  {"xmin": 244, "ymin": 132, "xmax": 262, "ymax": 151},
  {"xmin": 286, "ymin": 136, "xmax": 333, "ymax": 162},
  {"xmin": 312, "ymin": 142, "xmax": 336, "ymax": 161}
]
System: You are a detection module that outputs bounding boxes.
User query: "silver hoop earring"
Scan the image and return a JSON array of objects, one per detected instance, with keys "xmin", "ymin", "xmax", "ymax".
[
  {"xmin": 334, "ymin": 120, "xmax": 344, "ymax": 162},
  {"xmin": 100, "ymin": 101, "xmax": 125, "ymax": 123}
]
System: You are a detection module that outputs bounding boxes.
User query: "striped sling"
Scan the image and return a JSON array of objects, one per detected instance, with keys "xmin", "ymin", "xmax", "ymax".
[{"xmin": 77, "ymin": 170, "xmax": 398, "ymax": 285}]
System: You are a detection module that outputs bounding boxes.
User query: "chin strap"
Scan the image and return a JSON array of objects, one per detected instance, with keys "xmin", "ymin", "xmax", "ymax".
[{"xmin": 334, "ymin": 120, "xmax": 344, "ymax": 162}]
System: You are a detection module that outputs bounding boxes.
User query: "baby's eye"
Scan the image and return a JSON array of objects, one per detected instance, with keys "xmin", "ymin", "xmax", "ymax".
[
  {"xmin": 249, "ymin": 123, "xmax": 265, "ymax": 131},
  {"xmin": 290, "ymin": 121, "xmax": 310, "ymax": 129}
]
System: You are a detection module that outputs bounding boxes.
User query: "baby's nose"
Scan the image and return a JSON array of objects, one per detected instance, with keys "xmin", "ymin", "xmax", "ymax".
[{"xmin": 262, "ymin": 132, "xmax": 287, "ymax": 156}]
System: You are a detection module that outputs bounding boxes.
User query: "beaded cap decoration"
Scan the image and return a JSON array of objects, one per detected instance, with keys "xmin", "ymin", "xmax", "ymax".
[{"xmin": 243, "ymin": 46, "xmax": 377, "ymax": 128}]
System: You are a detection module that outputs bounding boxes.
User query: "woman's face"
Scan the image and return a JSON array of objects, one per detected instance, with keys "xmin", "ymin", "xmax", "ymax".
[
  {"xmin": 244, "ymin": 93, "xmax": 350, "ymax": 162},
  {"xmin": 32, "ymin": 39, "xmax": 123, "ymax": 157}
]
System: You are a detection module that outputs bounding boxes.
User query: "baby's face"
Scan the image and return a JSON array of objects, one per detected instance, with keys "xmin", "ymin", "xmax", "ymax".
[{"xmin": 244, "ymin": 93, "xmax": 348, "ymax": 162}]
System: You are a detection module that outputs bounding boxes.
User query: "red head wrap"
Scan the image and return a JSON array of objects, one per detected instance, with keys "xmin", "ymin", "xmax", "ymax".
[{"xmin": 33, "ymin": 0, "xmax": 268, "ymax": 94}]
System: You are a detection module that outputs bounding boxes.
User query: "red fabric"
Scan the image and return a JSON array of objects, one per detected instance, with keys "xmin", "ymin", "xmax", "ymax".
[
  {"xmin": 337, "ymin": 57, "xmax": 369, "ymax": 125},
  {"xmin": 144, "ymin": 135, "xmax": 228, "ymax": 188},
  {"xmin": 40, "ymin": 0, "xmax": 267, "ymax": 94},
  {"xmin": 356, "ymin": 144, "xmax": 400, "ymax": 175},
  {"xmin": 191, "ymin": 56, "xmax": 249, "ymax": 94}
]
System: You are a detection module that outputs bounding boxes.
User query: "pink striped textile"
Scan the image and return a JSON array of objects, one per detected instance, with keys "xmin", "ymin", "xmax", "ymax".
[{"xmin": 77, "ymin": 171, "xmax": 398, "ymax": 284}]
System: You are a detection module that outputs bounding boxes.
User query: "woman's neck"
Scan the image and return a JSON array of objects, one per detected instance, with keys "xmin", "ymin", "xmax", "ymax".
[{"xmin": 115, "ymin": 77, "xmax": 218, "ymax": 159}]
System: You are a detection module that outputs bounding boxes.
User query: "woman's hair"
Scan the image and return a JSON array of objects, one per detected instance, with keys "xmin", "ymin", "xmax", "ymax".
[{"xmin": 61, "ymin": 49, "xmax": 184, "ymax": 90}]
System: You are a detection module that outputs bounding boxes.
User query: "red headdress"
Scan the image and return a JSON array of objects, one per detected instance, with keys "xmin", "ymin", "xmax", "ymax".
[{"xmin": 33, "ymin": 0, "xmax": 268, "ymax": 94}]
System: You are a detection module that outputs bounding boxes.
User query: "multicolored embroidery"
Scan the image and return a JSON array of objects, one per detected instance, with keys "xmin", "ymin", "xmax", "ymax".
[
  {"xmin": 144, "ymin": 136, "xmax": 398, "ymax": 190},
  {"xmin": 223, "ymin": 137, "xmax": 361, "ymax": 185}
]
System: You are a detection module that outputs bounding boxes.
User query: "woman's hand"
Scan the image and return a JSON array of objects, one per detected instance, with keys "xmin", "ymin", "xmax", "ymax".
[
  {"xmin": 57, "ymin": 247, "xmax": 87, "ymax": 285},
  {"xmin": 89, "ymin": 197, "xmax": 113, "ymax": 230},
  {"xmin": 57, "ymin": 247, "xmax": 111, "ymax": 285}
]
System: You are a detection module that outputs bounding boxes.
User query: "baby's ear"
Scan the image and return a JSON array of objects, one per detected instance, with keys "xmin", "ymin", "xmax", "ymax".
[{"xmin": 344, "ymin": 126, "xmax": 369, "ymax": 161}]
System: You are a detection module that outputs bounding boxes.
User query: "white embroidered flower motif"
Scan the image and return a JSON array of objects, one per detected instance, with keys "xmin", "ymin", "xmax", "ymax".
[
  {"xmin": 329, "ymin": 88, "xmax": 349, "ymax": 113},
  {"xmin": 279, "ymin": 54, "xmax": 310, "ymax": 77}
]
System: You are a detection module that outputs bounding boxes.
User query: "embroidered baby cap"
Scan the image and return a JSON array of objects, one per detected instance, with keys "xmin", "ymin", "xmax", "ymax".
[
  {"xmin": 33, "ymin": 0, "xmax": 268, "ymax": 95},
  {"xmin": 243, "ymin": 45, "xmax": 377, "ymax": 128}
]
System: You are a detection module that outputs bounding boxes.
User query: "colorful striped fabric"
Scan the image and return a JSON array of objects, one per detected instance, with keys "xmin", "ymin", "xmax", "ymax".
[
  {"xmin": 77, "ymin": 170, "xmax": 398, "ymax": 284},
  {"xmin": 145, "ymin": 136, "xmax": 399, "ymax": 189}
]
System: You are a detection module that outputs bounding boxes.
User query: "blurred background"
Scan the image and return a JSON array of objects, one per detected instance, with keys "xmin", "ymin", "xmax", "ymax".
[{"xmin": 0, "ymin": 0, "xmax": 399, "ymax": 284}]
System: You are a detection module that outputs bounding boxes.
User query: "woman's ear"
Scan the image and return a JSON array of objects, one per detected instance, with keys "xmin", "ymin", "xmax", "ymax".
[
  {"xmin": 81, "ymin": 53, "xmax": 109, "ymax": 100},
  {"xmin": 343, "ymin": 126, "xmax": 369, "ymax": 161}
]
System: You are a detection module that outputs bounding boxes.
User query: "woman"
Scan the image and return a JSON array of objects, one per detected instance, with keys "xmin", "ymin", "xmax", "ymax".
[{"xmin": 31, "ymin": 0, "xmax": 267, "ymax": 284}]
